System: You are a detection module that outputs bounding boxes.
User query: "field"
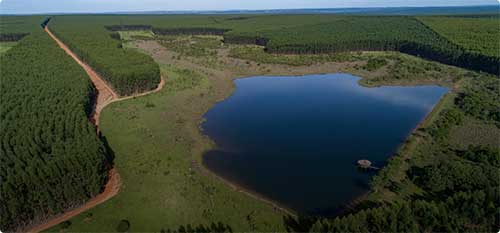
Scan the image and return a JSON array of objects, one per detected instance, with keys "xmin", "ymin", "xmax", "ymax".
[{"xmin": 0, "ymin": 13, "xmax": 498, "ymax": 232}]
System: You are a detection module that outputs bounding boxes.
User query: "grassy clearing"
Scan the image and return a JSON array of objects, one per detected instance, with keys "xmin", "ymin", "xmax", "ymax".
[
  {"xmin": 158, "ymin": 35, "xmax": 223, "ymax": 57},
  {"xmin": 356, "ymin": 52, "xmax": 465, "ymax": 87},
  {"xmin": 119, "ymin": 30, "xmax": 154, "ymax": 41},
  {"xmin": 157, "ymin": 35, "xmax": 224, "ymax": 69},
  {"xmin": 0, "ymin": 42, "xmax": 17, "ymax": 54},
  {"xmin": 448, "ymin": 117, "xmax": 500, "ymax": 150},
  {"xmin": 48, "ymin": 65, "xmax": 284, "ymax": 232}
]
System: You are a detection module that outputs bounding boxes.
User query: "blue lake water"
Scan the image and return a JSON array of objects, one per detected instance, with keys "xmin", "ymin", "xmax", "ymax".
[{"xmin": 202, "ymin": 73, "xmax": 448, "ymax": 216}]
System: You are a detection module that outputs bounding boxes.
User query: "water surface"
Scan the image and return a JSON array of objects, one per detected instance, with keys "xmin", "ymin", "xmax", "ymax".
[{"xmin": 202, "ymin": 73, "xmax": 448, "ymax": 216}]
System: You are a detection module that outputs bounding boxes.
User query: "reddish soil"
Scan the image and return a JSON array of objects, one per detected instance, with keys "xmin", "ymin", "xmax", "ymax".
[
  {"xmin": 23, "ymin": 28, "xmax": 164, "ymax": 233},
  {"xmin": 24, "ymin": 168, "xmax": 121, "ymax": 233},
  {"xmin": 45, "ymin": 27, "xmax": 118, "ymax": 128}
]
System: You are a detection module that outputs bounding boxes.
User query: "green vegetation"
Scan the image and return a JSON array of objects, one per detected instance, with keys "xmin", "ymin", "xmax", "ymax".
[
  {"xmin": 0, "ymin": 16, "xmax": 44, "ymax": 34},
  {"xmin": 39, "ymin": 14, "xmax": 499, "ymax": 76},
  {"xmin": 308, "ymin": 188, "xmax": 498, "ymax": 232},
  {"xmin": 362, "ymin": 58, "xmax": 388, "ymax": 71},
  {"xmin": 119, "ymin": 30, "xmax": 154, "ymax": 41},
  {"xmin": 455, "ymin": 76, "xmax": 500, "ymax": 123},
  {"xmin": 158, "ymin": 35, "xmax": 222, "ymax": 58},
  {"xmin": 449, "ymin": 117, "xmax": 500, "ymax": 149},
  {"xmin": 229, "ymin": 46, "xmax": 355, "ymax": 66},
  {"xmin": 0, "ymin": 32, "xmax": 108, "ymax": 231},
  {"xmin": 50, "ymin": 19, "xmax": 161, "ymax": 96},
  {"xmin": 419, "ymin": 17, "xmax": 500, "ymax": 57},
  {"xmin": 3, "ymin": 14, "xmax": 498, "ymax": 232},
  {"xmin": 161, "ymin": 222, "xmax": 233, "ymax": 233},
  {"xmin": 356, "ymin": 52, "xmax": 463, "ymax": 87},
  {"xmin": 48, "ymin": 64, "xmax": 284, "ymax": 232},
  {"xmin": 0, "ymin": 42, "xmax": 17, "ymax": 54}
]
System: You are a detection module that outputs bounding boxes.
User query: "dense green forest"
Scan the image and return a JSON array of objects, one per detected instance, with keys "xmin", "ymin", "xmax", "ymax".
[
  {"xmin": 0, "ymin": 31, "xmax": 109, "ymax": 231},
  {"xmin": 419, "ymin": 17, "xmax": 499, "ymax": 58},
  {"xmin": 37, "ymin": 15, "xmax": 499, "ymax": 75},
  {"xmin": 49, "ymin": 19, "xmax": 161, "ymax": 96},
  {"xmin": 0, "ymin": 16, "xmax": 44, "ymax": 42}
]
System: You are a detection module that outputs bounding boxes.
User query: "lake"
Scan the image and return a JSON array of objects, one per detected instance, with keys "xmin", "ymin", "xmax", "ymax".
[{"xmin": 202, "ymin": 73, "xmax": 448, "ymax": 216}]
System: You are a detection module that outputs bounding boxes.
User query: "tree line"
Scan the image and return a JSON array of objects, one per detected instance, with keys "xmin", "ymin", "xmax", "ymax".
[
  {"xmin": 0, "ymin": 33, "xmax": 29, "ymax": 41},
  {"xmin": 105, "ymin": 24, "xmax": 152, "ymax": 31},
  {"xmin": 0, "ymin": 31, "xmax": 109, "ymax": 232},
  {"xmin": 222, "ymin": 16, "xmax": 499, "ymax": 75},
  {"xmin": 50, "ymin": 21, "xmax": 161, "ymax": 96},
  {"xmin": 153, "ymin": 27, "xmax": 229, "ymax": 36}
]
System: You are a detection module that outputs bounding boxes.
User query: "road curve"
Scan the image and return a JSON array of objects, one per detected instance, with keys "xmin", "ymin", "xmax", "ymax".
[{"xmin": 24, "ymin": 27, "xmax": 164, "ymax": 233}]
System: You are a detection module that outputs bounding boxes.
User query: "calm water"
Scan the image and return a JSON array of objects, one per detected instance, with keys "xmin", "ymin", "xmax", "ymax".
[{"xmin": 202, "ymin": 73, "xmax": 448, "ymax": 216}]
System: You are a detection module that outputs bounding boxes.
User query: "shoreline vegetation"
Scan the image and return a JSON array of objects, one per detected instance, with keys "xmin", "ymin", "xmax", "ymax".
[
  {"xmin": 48, "ymin": 30, "xmax": 494, "ymax": 232},
  {"xmin": 1, "ymin": 13, "xmax": 497, "ymax": 231}
]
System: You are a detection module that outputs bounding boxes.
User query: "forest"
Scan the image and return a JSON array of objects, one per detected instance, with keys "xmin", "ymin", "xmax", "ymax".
[
  {"xmin": 37, "ymin": 15, "xmax": 499, "ymax": 75},
  {"xmin": 49, "ymin": 19, "xmax": 161, "ymax": 96},
  {"xmin": 152, "ymin": 27, "xmax": 229, "ymax": 36},
  {"xmin": 0, "ymin": 33, "xmax": 29, "ymax": 41},
  {"xmin": 0, "ymin": 31, "xmax": 109, "ymax": 231}
]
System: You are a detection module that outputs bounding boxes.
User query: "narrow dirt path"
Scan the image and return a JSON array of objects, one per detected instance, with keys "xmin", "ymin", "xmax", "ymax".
[
  {"xmin": 24, "ymin": 28, "xmax": 164, "ymax": 233},
  {"xmin": 45, "ymin": 27, "xmax": 118, "ymax": 127}
]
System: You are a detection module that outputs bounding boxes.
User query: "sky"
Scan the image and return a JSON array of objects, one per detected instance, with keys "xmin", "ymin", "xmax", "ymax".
[{"xmin": 0, "ymin": 0, "xmax": 498, "ymax": 14}]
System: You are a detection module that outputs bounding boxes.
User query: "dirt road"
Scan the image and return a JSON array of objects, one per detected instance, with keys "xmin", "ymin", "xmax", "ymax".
[{"xmin": 24, "ymin": 28, "xmax": 164, "ymax": 233}]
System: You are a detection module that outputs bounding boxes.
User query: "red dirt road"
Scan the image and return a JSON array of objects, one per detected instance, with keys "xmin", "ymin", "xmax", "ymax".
[
  {"xmin": 45, "ymin": 27, "xmax": 118, "ymax": 128},
  {"xmin": 24, "ymin": 168, "xmax": 121, "ymax": 233},
  {"xmin": 23, "ymin": 28, "xmax": 164, "ymax": 233}
]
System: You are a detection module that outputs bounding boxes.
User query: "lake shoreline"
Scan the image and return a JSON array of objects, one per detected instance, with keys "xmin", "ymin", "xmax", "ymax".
[
  {"xmin": 132, "ymin": 39, "xmax": 464, "ymax": 224},
  {"xmin": 198, "ymin": 73, "xmax": 450, "ymax": 218}
]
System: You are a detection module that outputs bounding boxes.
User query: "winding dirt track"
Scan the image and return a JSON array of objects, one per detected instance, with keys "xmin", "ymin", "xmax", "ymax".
[{"xmin": 24, "ymin": 28, "xmax": 164, "ymax": 233}]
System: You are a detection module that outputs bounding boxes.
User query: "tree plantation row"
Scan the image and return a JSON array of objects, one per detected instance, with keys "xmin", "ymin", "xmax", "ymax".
[
  {"xmin": 98, "ymin": 15, "xmax": 498, "ymax": 75},
  {"xmin": 49, "ymin": 20, "xmax": 161, "ymax": 96},
  {"xmin": 3, "ymin": 15, "xmax": 496, "ymax": 82},
  {"xmin": 0, "ymin": 31, "xmax": 109, "ymax": 232}
]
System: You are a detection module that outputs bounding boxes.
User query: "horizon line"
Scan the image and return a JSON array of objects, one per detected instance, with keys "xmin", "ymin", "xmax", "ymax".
[{"xmin": 1, "ymin": 4, "xmax": 498, "ymax": 16}]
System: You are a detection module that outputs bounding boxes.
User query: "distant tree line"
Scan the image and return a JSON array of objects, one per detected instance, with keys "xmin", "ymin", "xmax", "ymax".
[
  {"xmin": 223, "ymin": 35, "xmax": 269, "ymax": 46},
  {"xmin": 222, "ymin": 17, "xmax": 499, "ymax": 75},
  {"xmin": 0, "ymin": 31, "xmax": 109, "ymax": 232},
  {"xmin": 109, "ymin": 32, "xmax": 121, "ymax": 41},
  {"xmin": 153, "ymin": 27, "xmax": 229, "ymax": 36},
  {"xmin": 104, "ymin": 24, "xmax": 152, "ymax": 31},
  {"xmin": 0, "ymin": 33, "xmax": 29, "ymax": 41}
]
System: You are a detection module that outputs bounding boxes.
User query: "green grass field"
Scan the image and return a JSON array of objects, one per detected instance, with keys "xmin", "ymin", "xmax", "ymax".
[{"xmin": 48, "ymin": 64, "xmax": 285, "ymax": 232}]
